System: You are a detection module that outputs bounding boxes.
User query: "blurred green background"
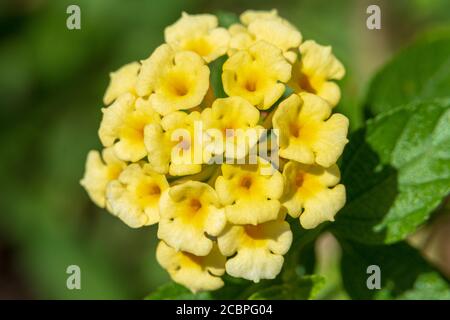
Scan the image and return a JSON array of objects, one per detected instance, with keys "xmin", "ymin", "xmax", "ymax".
[{"xmin": 1, "ymin": 0, "xmax": 449, "ymax": 299}]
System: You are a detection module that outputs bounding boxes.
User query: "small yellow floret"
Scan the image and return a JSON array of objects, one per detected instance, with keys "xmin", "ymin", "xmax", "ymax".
[
  {"xmin": 222, "ymin": 41, "xmax": 291, "ymax": 110},
  {"xmin": 158, "ymin": 181, "xmax": 226, "ymax": 256},
  {"xmin": 273, "ymin": 93, "xmax": 348, "ymax": 167},
  {"xmin": 282, "ymin": 161, "xmax": 346, "ymax": 229},
  {"xmin": 98, "ymin": 93, "xmax": 160, "ymax": 162},
  {"xmin": 215, "ymin": 157, "xmax": 284, "ymax": 225},
  {"xmin": 201, "ymin": 96, "xmax": 263, "ymax": 160},
  {"xmin": 106, "ymin": 163, "xmax": 169, "ymax": 228},
  {"xmin": 144, "ymin": 111, "xmax": 204, "ymax": 176},
  {"xmin": 103, "ymin": 62, "xmax": 140, "ymax": 105},
  {"xmin": 290, "ymin": 40, "xmax": 345, "ymax": 107},
  {"xmin": 217, "ymin": 216, "xmax": 292, "ymax": 282},
  {"xmin": 156, "ymin": 241, "xmax": 226, "ymax": 293},
  {"xmin": 80, "ymin": 148, "xmax": 126, "ymax": 209},
  {"xmin": 240, "ymin": 9, "xmax": 279, "ymax": 25},
  {"xmin": 165, "ymin": 12, "xmax": 230, "ymax": 63},
  {"xmin": 136, "ymin": 44, "xmax": 210, "ymax": 115},
  {"xmin": 229, "ymin": 10, "xmax": 301, "ymax": 63}
]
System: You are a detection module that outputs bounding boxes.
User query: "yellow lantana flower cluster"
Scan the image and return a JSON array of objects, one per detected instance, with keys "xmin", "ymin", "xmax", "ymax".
[{"xmin": 81, "ymin": 10, "xmax": 348, "ymax": 293}]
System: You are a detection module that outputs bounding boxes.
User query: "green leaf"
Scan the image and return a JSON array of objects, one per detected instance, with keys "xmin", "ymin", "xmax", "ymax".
[
  {"xmin": 333, "ymin": 99, "xmax": 450, "ymax": 244},
  {"xmin": 216, "ymin": 11, "xmax": 239, "ymax": 28},
  {"xmin": 398, "ymin": 273, "xmax": 450, "ymax": 300},
  {"xmin": 365, "ymin": 31, "xmax": 450, "ymax": 117},
  {"xmin": 145, "ymin": 282, "xmax": 212, "ymax": 300},
  {"xmin": 248, "ymin": 275, "xmax": 325, "ymax": 300},
  {"xmin": 209, "ymin": 55, "xmax": 227, "ymax": 99},
  {"xmin": 340, "ymin": 240, "xmax": 450, "ymax": 300}
]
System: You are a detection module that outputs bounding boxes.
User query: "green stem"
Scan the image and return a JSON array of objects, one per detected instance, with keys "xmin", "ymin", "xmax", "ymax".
[{"xmin": 282, "ymin": 223, "xmax": 327, "ymax": 282}]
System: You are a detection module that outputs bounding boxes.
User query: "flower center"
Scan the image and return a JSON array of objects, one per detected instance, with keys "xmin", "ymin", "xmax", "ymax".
[
  {"xmin": 183, "ymin": 37, "xmax": 212, "ymax": 57},
  {"xmin": 295, "ymin": 172, "xmax": 305, "ymax": 188},
  {"xmin": 244, "ymin": 77, "xmax": 257, "ymax": 92},
  {"xmin": 167, "ymin": 72, "xmax": 190, "ymax": 97},
  {"xmin": 298, "ymin": 72, "xmax": 316, "ymax": 94},
  {"xmin": 240, "ymin": 176, "xmax": 253, "ymax": 189},
  {"xmin": 290, "ymin": 123, "xmax": 301, "ymax": 138},
  {"xmin": 189, "ymin": 198, "xmax": 202, "ymax": 212}
]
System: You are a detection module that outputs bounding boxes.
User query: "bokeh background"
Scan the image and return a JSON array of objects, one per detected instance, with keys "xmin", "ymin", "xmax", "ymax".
[{"xmin": 1, "ymin": 0, "xmax": 449, "ymax": 299}]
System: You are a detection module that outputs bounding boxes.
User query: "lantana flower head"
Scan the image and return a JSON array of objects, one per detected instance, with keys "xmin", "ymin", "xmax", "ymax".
[{"xmin": 81, "ymin": 10, "xmax": 349, "ymax": 294}]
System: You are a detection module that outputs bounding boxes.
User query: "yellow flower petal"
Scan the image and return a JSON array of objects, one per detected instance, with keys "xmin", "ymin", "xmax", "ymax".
[
  {"xmin": 230, "ymin": 10, "xmax": 301, "ymax": 60},
  {"xmin": 156, "ymin": 241, "xmax": 225, "ymax": 293},
  {"xmin": 165, "ymin": 12, "xmax": 230, "ymax": 63},
  {"xmin": 223, "ymin": 41, "xmax": 291, "ymax": 110},
  {"xmin": 273, "ymin": 93, "xmax": 349, "ymax": 167},
  {"xmin": 144, "ymin": 111, "xmax": 204, "ymax": 176},
  {"xmin": 202, "ymin": 96, "xmax": 263, "ymax": 160},
  {"xmin": 98, "ymin": 93, "xmax": 160, "ymax": 162},
  {"xmin": 80, "ymin": 148, "xmax": 126, "ymax": 208},
  {"xmin": 290, "ymin": 40, "xmax": 345, "ymax": 107},
  {"xmin": 106, "ymin": 163, "xmax": 169, "ymax": 228},
  {"xmin": 136, "ymin": 44, "xmax": 210, "ymax": 115},
  {"xmin": 103, "ymin": 62, "xmax": 140, "ymax": 105},
  {"xmin": 158, "ymin": 181, "xmax": 226, "ymax": 256},
  {"xmin": 248, "ymin": 18, "xmax": 302, "ymax": 53},
  {"xmin": 282, "ymin": 161, "xmax": 345, "ymax": 229},
  {"xmin": 240, "ymin": 9, "xmax": 279, "ymax": 25},
  {"xmin": 217, "ymin": 217, "xmax": 292, "ymax": 282},
  {"xmin": 215, "ymin": 157, "xmax": 284, "ymax": 225}
]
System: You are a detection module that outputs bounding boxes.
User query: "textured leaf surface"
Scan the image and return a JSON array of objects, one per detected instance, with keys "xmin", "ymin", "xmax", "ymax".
[
  {"xmin": 366, "ymin": 32, "xmax": 450, "ymax": 116},
  {"xmin": 333, "ymin": 99, "xmax": 450, "ymax": 244},
  {"xmin": 340, "ymin": 240, "xmax": 450, "ymax": 300},
  {"xmin": 248, "ymin": 275, "xmax": 325, "ymax": 300}
]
